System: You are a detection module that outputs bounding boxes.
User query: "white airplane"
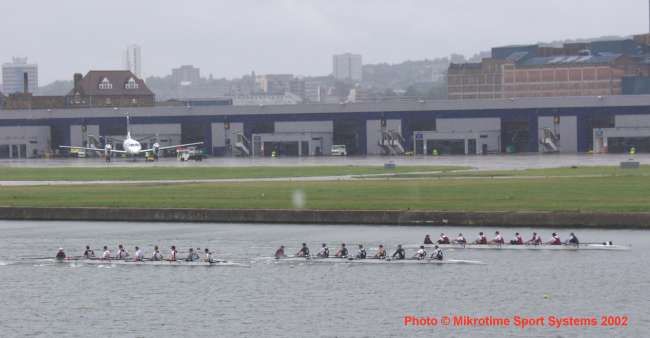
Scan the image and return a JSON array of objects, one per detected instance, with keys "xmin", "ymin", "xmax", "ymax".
[{"xmin": 59, "ymin": 116, "xmax": 203, "ymax": 160}]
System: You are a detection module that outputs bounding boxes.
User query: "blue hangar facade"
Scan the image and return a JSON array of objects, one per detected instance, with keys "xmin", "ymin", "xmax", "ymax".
[{"xmin": 1, "ymin": 94, "xmax": 650, "ymax": 158}]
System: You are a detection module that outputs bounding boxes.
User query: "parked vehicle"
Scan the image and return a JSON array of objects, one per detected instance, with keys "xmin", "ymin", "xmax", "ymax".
[{"xmin": 331, "ymin": 145, "xmax": 347, "ymax": 156}]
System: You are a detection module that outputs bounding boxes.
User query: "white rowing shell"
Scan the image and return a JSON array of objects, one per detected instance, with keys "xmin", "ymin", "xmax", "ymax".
[
  {"xmin": 255, "ymin": 256, "xmax": 485, "ymax": 265},
  {"xmin": 52, "ymin": 259, "xmax": 249, "ymax": 267},
  {"xmin": 403, "ymin": 243, "xmax": 630, "ymax": 251}
]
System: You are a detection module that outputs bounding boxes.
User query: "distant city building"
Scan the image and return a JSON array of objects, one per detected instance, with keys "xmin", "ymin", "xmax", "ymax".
[
  {"xmin": 2, "ymin": 57, "xmax": 38, "ymax": 94},
  {"xmin": 333, "ymin": 53, "xmax": 362, "ymax": 82},
  {"xmin": 303, "ymin": 76, "xmax": 335, "ymax": 103},
  {"xmin": 66, "ymin": 70, "xmax": 154, "ymax": 107},
  {"xmin": 124, "ymin": 44, "xmax": 142, "ymax": 78},
  {"xmin": 230, "ymin": 92, "xmax": 302, "ymax": 106},
  {"xmin": 171, "ymin": 65, "xmax": 201, "ymax": 85},
  {"xmin": 255, "ymin": 74, "xmax": 294, "ymax": 94},
  {"xmin": 448, "ymin": 34, "xmax": 650, "ymax": 100}
]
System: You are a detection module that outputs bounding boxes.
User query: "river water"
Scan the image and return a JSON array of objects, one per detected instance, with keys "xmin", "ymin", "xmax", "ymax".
[{"xmin": 0, "ymin": 221, "xmax": 648, "ymax": 337}]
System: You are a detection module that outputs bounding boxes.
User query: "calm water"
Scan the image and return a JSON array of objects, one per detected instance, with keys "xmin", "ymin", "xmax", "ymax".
[{"xmin": 0, "ymin": 221, "xmax": 648, "ymax": 337}]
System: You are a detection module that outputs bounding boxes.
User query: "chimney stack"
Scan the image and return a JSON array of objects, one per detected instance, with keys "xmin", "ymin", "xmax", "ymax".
[
  {"xmin": 73, "ymin": 73, "xmax": 83, "ymax": 90},
  {"xmin": 23, "ymin": 72, "xmax": 28, "ymax": 94}
]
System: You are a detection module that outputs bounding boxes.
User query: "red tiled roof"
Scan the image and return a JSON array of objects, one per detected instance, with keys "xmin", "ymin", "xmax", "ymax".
[{"xmin": 68, "ymin": 70, "xmax": 153, "ymax": 96}]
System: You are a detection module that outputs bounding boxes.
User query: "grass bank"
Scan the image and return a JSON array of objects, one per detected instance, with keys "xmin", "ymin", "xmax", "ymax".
[
  {"xmin": 0, "ymin": 165, "xmax": 464, "ymax": 181},
  {"xmin": 391, "ymin": 165, "xmax": 650, "ymax": 178},
  {"xmin": 0, "ymin": 175, "xmax": 648, "ymax": 213}
]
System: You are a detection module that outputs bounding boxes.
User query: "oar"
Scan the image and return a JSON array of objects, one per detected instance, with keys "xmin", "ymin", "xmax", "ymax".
[{"xmin": 20, "ymin": 256, "xmax": 57, "ymax": 260}]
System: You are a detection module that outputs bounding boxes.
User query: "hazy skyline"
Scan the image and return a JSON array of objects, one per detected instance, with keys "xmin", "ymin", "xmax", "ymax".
[{"xmin": 1, "ymin": 0, "xmax": 647, "ymax": 84}]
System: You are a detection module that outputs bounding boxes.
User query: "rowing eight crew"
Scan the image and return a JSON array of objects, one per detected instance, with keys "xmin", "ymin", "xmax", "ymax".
[
  {"xmin": 274, "ymin": 243, "xmax": 444, "ymax": 261},
  {"xmin": 56, "ymin": 245, "xmax": 217, "ymax": 263},
  {"xmin": 424, "ymin": 232, "xmax": 580, "ymax": 245}
]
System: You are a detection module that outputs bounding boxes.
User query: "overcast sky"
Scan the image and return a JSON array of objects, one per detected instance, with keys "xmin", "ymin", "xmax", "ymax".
[{"xmin": 1, "ymin": 0, "xmax": 647, "ymax": 84}]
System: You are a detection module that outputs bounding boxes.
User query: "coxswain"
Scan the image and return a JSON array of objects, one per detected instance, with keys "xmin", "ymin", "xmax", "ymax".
[
  {"xmin": 548, "ymin": 232, "xmax": 561, "ymax": 245},
  {"xmin": 335, "ymin": 243, "xmax": 348, "ymax": 258},
  {"xmin": 116, "ymin": 244, "xmax": 129, "ymax": 259},
  {"xmin": 423, "ymin": 235, "xmax": 434, "ymax": 245},
  {"xmin": 204, "ymin": 248, "xmax": 213, "ymax": 263},
  {"xmin": 356, "ymin": 244, "xmax": 367, "ymax": 259},
  {"xmin": 430, "ymin": 245, "xmax": 443, "ymax": 261},
  {"xmin": 509, "ymin": 232, "xmax": 523, "ymax": 245},
  {"xmin": 151, "ymin": 246, "xmax": 163, "ymax": 261},
  {"xmin": 274, "ymin": 245, "xmax": 286, "ymax": 259},
  {"xmin": 526, "ymin": 232, "xmax": 542, "ymax": 245},
  {"xmin": 133, "ymin": 246, "xmax": 144, "ymax": 261},
  {"xmin": 454, "ymin": 233, "xmax": 467, "ymax": 244},
  {"xmin": 414, "ymin": 245, "xmax": 427, "ymax": 260},
  {"xmin": 567, "ymin": 232, "xmax": 579, "ymax": 245},
  {"xmin": 492, "ymin": 231, "xmax": 505, "ymax": 245},
  {"xmin": 317, "ymin": 243, "xmax": 330, "ymax": 258},
  {"xmin": 392, "ymin": 244, "xmax": 405, "ymax": 260},
  {"xmin": 83, "ymin": 245, "xmax": 95, "ymax": 258},
  {"xmin": 374, "ymin": 244, "xmax": 387, "ymax": 259},
  {"xmin": 55, "ymin": 248, "xmax": 66, "ymax": 261},
  {"xmin": 102, "ymin": 246, "xmax": 112, "ymax": 259},
  {"xmin": 185, "ymin": 248, "xmax": 200, "ymax": 262},
  {"xmin": 169, "ymin": 245, "xmax": 178, "ymax": 261},
  {"xmin": 296, "ymin": 243, "xmax": 310, "ymax": 257},
  {"xmin": 475, "ymin": 232, "xmax": 488, "ymax": 244},
  {"xmin": 438, "ymin": 233, "xmax": 450, "ymax": 244}
]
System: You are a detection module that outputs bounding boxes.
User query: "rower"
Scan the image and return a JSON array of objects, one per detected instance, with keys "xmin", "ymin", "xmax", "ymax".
[
  {"xmin": 414, "ymin": 245, "xmax": 427, "ymax": 260},
  {"xmin": 430, "ymin": 245, "xmax": 443, "ymax": 261},
  {"xmin": 317, "ymin": 243, "xmax": 329, "ymax": 258},
  {"xmin": 55, "ymin": 248, "xmax": 66, "ymax": 261},
  {"xmin": 335, "ymin": 243, "xmax": 348, "ymax": 258},
  {"xmin": 509, "ymin": 232, "xmax": 523, "ymax": 245},
  {"xmin": 374, "ymin": 244, "xmax": 387, "ymax": 259},
  {"xmin": 296, "ymin": 243, "xmax": 310, "ymax": 257},
  {"xmin": 423, "ymin": 234, "xmax": 434, "ymax": 245},
  {"xmin": 83, "ymin": 245, "xmax": 95, "ymax": 258},
  {"xmin": 151, "ymin": 246, "xmax": 163, "ymax": 261},
  {"xmin": 567, "ymin": 232, "xmax": 579, "ymax": 245},
  {"xmin": 102, "ymin": 246, "xmax": 112, "ymax": 259},
  {"xmin": 274, "ymin": 245, "xmax": 286, "ymax": 259},
  {"xmin": 356, "ymin": 244, "xmax": 367, "ymax": 259},
  {"xmin": 438, "ymin": 233, "xmax": 450, "ymax": 244},
  {"xmin": 454, "ymin": 233, "xmax": 467, "ymax": 244},
  {"xmin": 116, "ymin": 244, "xmax": 129, "ymax": 259},
  {"xmin": 204, "ymin": 248, "xmax": 213, "ymax": 263},
  {"xmin": 475, "ymin": 232, "xmax": 488, "ymax": 245},
  {"xmin": 548, "ymin": 232, "xmax": 561, "ymax": 245},
  {"xmin": 185, "ymin": 248, "xmax": 200, "ymax": 262},
  {"xmin": 492, "ymin": 231, "xmax": 505, "ymax": 245},
  {"xmin": 133, "ymin": 246, "xmax": 144, "ymax": 261},
  {"xmin": 526, "ymin": 232, "xmax": 542, "ymax": 245},
  {"xmin": 169, "ymin": 245, "xmax": 178, "ymax": 261},
  {"xmin": 392, "ymin": 244, "xmax": 405, "ymax": 260}
]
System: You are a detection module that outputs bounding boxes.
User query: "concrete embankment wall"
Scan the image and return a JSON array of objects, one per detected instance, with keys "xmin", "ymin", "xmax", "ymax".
[{"xmin": 0, "ymin": 207, "xmax": 649, "ymax": 228}]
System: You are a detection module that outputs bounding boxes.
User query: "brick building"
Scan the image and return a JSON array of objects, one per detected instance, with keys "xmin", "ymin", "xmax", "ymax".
[
  {"xmin": 447, "ymin": 59, "xmax": 508, "ymax": 100},
  {"xmin": 66, "ymin": 70, "xmax": 154, "ymax": 107},
  {"xmin": 448, "ymin": 34, "xmax": 650, "ymax": 100}
]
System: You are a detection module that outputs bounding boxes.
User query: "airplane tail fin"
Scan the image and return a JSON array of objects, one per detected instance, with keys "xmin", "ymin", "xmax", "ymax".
[{"xmin": 126, "ymin": 115, "xmax": 131, "ymax": 138}]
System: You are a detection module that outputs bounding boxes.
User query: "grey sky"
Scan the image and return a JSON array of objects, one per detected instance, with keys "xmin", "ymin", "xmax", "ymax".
[{"xmin": 1, "ymin": 0, "xmax": 647, "ymax": 83}]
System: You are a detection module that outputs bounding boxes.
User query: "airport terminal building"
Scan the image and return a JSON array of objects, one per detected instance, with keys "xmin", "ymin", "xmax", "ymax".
[{"xmin": 1, "ymin": 95, "xmax": 650, "ymax": 158}]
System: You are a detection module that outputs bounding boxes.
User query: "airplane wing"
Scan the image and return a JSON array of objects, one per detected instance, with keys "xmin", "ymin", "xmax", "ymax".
[
  {"xmin": 59, "ymin": 146, "xmax": 127, "ymax": 154},
  {"xmin": 139, "ymin": 142, "xmax": 204, "ymax": 153}
]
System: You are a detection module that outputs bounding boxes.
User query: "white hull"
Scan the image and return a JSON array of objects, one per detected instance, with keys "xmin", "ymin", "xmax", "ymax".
[
  {"xmin": 405, "ymin": 243, "xmax": 629, "ymax": 251},
  {"xmin": 53, "ymin": 258, "xmax": 249, "ymax": 267},
  {"xmin": 256, "ymin": 256, "xmax": 484, "ymax": 265}
]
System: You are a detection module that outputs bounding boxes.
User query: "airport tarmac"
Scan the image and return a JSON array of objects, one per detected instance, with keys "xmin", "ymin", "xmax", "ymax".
[{"xmin": 0, "ymin": 153, "xmax": 647, "ymax": 170}]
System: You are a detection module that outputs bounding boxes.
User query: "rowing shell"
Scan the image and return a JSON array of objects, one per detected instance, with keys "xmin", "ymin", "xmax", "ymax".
[
  {"xmin": 256, "ymin": 256, "xmax": 485, "ymax": 265},
  {"xmin": 405, "ymin": 243, "xmax": 630, "ymax": 251},
  {"xmin": 47, "ymin": 258, "xmax": 249, "ymax": 267}
]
